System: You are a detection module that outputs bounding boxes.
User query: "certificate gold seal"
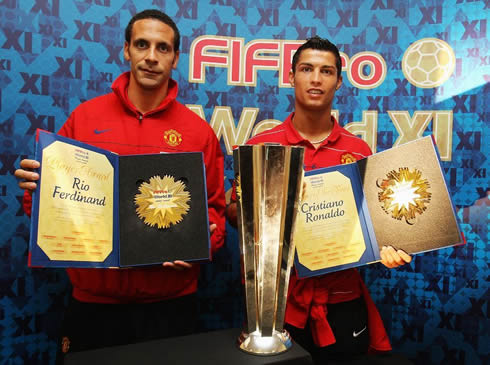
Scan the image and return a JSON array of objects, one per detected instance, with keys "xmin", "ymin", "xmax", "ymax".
[
  {"xmin": 377, "ymin": 167, "xmax": 431, "ymax": 224},
  {"xmin": 135, "ymin": 175, "xmax": 190, "ymax": 229}
]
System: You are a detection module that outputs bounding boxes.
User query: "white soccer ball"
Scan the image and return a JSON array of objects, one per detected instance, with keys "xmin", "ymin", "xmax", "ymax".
[{"xmin": 402, "ymin": 38, "xmax": 455, "ymax": 88}]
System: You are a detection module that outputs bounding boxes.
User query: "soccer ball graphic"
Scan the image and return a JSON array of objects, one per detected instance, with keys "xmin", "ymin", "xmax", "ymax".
[{"xmin": 402, "ymin": 38, "xmax": 455, "ymax": 88}]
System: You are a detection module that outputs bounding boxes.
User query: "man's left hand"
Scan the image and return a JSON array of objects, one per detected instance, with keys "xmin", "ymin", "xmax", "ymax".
[
  {"xmin": 162, "ymin": 260, "xmax": 193, "ymax": 270},
  {"xmin": 380, "ymin": 246, "xmax": 412, "ymax": 268}
]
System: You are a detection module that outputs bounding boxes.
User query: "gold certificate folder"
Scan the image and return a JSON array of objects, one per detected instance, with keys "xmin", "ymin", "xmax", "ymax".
[
  {"xmin": 293, "ymin": 136, "xmax": 463, "ymax": 278},
  {"xmin": 359, "ymin": 136, "xmax": 462, "ymax": 255},
  {"xmin": 29, "ymin": 130, "xmax": 210, "ymax": 268}
]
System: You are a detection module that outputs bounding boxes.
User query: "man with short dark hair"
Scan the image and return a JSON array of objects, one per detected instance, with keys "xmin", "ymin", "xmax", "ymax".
[
  {"xmin": 226, "ymin": 36, "xmax": 411, "ymax": 364},
  {"xmin": 15, "ymin": 9, "xmax": 225, "ymax": 358}
]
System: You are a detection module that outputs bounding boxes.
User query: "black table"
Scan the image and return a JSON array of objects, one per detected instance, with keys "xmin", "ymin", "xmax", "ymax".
[{"xmin": 65, "ymin": 328, "xmax": 313, "ymax": 365}]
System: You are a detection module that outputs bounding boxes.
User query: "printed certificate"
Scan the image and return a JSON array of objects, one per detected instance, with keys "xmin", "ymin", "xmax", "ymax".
[
  {"xmin": 37, "ymin": 139, "xmax": 114, "ymax": 263},
  {"xmin": 293, "ymin": 136, "xmax": 463, "ymax": 278},
  {"xmin": 294, "ymin": 171, "xmax": 366, "ymax": 271},
  {"xmin": 29, "ymin": 130, "xmax": 211, "ymax": 268}
]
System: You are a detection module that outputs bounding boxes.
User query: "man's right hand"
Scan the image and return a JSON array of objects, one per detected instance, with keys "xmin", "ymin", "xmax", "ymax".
[
  {"xmin": 225, "ymin": 202, "xmax": 238, "ymax": 228},
  {"xmin": 14, "ymin": 159, "xmax": 40, "ymax": 191}
]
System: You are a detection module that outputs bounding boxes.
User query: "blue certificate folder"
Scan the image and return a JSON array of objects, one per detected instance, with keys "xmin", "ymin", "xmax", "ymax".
[
  {"xmin": 294, "ymin": 136, "xmax": 463, "ymax": 278},
  {"xmin": 29, "ymin": 130, "xmax": 211, "ymax": 268}
]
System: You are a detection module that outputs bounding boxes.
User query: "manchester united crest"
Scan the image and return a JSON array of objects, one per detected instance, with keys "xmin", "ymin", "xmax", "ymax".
[
  {"xmin": 340, "ymin": 153, "xmax": 356, "ymax": 164},
  {"xmin": 164, "ymin": 129, "xmax": 182, "ymax": 147}
]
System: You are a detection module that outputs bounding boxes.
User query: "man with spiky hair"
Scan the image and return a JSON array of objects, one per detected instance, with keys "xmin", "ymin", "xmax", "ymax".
[{"xmin": 226, "ymin": 36, "xmax": 412, "ymax": 364}]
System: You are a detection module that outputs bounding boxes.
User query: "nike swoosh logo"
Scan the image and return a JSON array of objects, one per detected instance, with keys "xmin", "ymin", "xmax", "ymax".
[
  {"xmin": 353, "ymin": 326, "xmax": 367, "ymax": 337},
  {"xmin": 94, "ymin": 128, "xmax": 111, "ymax": 134}
]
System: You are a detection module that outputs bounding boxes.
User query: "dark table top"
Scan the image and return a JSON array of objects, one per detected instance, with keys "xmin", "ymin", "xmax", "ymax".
[{"xmin": 64, "ymin": 328, "xmax": 313, "ymax": 365}]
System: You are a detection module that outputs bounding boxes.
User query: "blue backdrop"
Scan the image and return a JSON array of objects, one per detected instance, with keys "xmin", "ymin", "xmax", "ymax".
[{"xmin": 0, "ymin": 1, "xmax": 488, "ymax": 364}]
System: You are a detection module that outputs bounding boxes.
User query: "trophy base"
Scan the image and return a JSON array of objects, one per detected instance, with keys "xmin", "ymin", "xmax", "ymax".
[{"xmin": 237, "ymin": 329, "xmax": 292, "ymax": 355}]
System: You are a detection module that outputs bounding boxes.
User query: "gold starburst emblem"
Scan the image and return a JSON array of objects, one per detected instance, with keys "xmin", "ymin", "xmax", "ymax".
[
  {"xmin": 135, "ymin": 175, "xmax": 190, "ymax": 229},
  {"xmin": 377, "ymin": 167, "xmax": 431, "ymax": 224}
]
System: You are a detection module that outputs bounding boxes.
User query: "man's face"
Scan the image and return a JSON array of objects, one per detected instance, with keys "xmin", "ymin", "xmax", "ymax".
[
  {"xmin": 124, "ymin": 18, "xmax": 179, "ymax": 92},
  {"xmin": 289, "ymin": 49, "xmax": 342, "ymax": 112}
]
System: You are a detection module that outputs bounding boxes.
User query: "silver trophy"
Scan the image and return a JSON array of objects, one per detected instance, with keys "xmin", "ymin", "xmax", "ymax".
[{"xmin": 233, "ymin": 144, "xmax": 304, "ymax": 355}]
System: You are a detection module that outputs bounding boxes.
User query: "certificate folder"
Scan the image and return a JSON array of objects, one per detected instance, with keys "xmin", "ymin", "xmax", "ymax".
[
  {"xmin": 29, "ymin": 130, "xmax": 210, "ymax": 268},
  {"xmin": 293, "ymin": 136, "xmax": 462, "ymax": 278}
]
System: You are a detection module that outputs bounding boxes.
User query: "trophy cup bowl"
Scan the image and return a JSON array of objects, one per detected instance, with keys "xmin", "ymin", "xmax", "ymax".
[{"xmin": 233, "ymin": 144, "xmax": 304, "ymax": 355}]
